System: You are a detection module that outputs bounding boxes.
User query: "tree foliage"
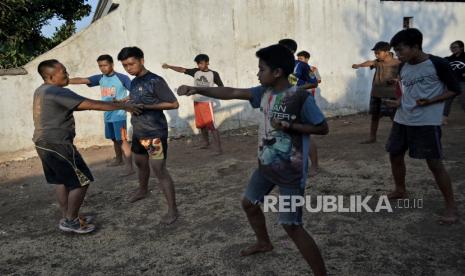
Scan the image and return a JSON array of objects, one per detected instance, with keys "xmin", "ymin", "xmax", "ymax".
[{"xmin": 0, "ymin": 0, "xmax": 91, "ymax": 69}]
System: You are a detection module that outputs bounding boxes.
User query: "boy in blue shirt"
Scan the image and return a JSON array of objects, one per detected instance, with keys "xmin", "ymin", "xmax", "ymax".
[
  {"xmin": 177, "ymin": 44, "xmax": 328, "ymax": 275},
  {"xmin": 69, "ymin": 55, "xmax": 134, "ymax": 176}
]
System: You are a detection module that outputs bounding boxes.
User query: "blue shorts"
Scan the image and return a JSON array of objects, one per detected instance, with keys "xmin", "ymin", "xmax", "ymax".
[
  {"xmin": 244, "ymin": 169, "xmax": 304, "ymax": 225},
  {"xmin": 105, "ymin": 120, "xmax": 127, "ymax": 141}
]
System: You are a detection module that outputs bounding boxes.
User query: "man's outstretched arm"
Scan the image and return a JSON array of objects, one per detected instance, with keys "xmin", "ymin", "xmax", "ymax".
[
  {"xmin": 141, "ymin": 101, "xmax": 179, "ymax": 111},
  {"xmin": 68, "ymin": 77, "xmax": 91, "ymax": 85},
  {"xmin": 352, "ymin": 60, "xmax": 375, "ymax": 69},
  {"xmin": 162, "ymin": 63, "xmax": 187, "ymax": 73},
  {"xmin": 177, "ymin": 85, "xmax": 253, "ymax": 100},
  {"xmin": 76, "ymin": 99, "xmax": 142, "ymax": 114}
]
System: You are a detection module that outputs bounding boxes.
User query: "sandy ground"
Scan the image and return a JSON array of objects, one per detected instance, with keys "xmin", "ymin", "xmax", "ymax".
[{"xmin": 1, "ymin": 106, "xmax": 465, "ymax": 276}]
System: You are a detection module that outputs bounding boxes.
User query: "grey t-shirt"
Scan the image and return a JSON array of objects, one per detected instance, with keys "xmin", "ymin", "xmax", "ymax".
[
  {"xmin": 395, "ymin": 55, "xmax": 461, "ymax": 126},
  {"xmin": 32, "ymin": 84, "xmax": 86, "ymax": 144}
]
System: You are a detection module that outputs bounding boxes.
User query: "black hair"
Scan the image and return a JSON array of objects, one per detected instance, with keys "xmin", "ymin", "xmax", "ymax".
[
  {"xmin": 278, "ymin": 38, "xmax": 298, "ymax": 53},
  {"xmin": 390, "ymin": 28, "xmax": 423, "ymax": 50},
  {"xmin": 37, "ymin": 59, "xmax": 60, "ymax": 80},
  {"xmin": 296, "ymin": 50, "xmax": 310, "ymax": 59},
  {"xmin": 96, "ymin": 54, "xmax": 113, "ymax": 63},
  {"xmin": 117, "ymin": 47, "xmax": 144, "ymax": 60},
  {"xmin": 256, "ymin": 44, "xmax": 294, "ymax": 77},
  {"xmin": 194, "ymin": 54, "xmax": 209, "ymax": 63},
  {"xmin": 451, "ymin": 40, "xmax": 464, "ymax": 49}
]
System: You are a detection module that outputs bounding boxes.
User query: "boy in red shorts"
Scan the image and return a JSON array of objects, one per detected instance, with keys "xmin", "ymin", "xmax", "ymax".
[{"xmin": 162, "ymin": 54, "xmax": 224, "ymax": 154}]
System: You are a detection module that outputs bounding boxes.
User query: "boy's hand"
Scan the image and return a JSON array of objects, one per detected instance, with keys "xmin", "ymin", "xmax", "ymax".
[
  {"xmin": 123, "ymin": 103, "xmax": 143, "ymax": 115},
  {"xmin": 352, "ymin": 64, "xmax": 359, "ymax": 69},
  {"xmin": 271, "ymin": 118, "xmax": 291, "ymax": 130},
  {"xmin": 416, "ymin": 98, "xmax": 431, "ymax": 107},
  {"xmin": 177, "ymin": 85, "xmax": 197, "ymax": 96},
  {"xmin": 383, "ymin": 99, "xmax": 400, "ymax": 108},
  {"xmin": 162, "ymin": 63, "xmax": 169, "ymax": 69}
]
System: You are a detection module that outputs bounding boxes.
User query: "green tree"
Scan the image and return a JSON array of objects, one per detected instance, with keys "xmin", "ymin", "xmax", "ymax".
[{"xmin": 0, "ymin": 0, "xmax": 91, "ymax": 69}]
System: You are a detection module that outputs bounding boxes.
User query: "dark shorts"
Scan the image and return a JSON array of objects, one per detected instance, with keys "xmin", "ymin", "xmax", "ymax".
[
  {"xmin": 35, "ymin": 143, "xmax": 94, "ymax": 190},
  {"xmin": 104, "ymin": 120, "xmax": 127, "ymax": 141},
  {"xmin": 370, "ymin": 96, "xmax": 397, "ymax": 117},
  {"xmin": 131, "ymin": 136, "xmax": 168, "ymax": 160},
  {"xmin": 385, "ymin": 122, "xmax": 443, "ymax": 159},
  {"xmin": 244, "ymin": 169, "xmax": 304, "ymax": 225}
]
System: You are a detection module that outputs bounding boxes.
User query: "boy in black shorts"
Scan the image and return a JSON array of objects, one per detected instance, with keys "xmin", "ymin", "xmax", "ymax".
[
  {"xmin": 386, "ymin": 28, "xmax": 462, "ymax": 224},
  {"xmin": 33, "ymin": 59, "xmax": 141, "ymax": 234},
  {"xmin": 352, "ymin": 41, "xmax": 401, "ymax": 144},
  {"xmin": 117, "ymin": 47, "xmax": 179, "ymax": 224}
]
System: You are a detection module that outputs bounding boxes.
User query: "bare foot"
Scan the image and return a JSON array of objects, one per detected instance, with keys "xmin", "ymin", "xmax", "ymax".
[
  {"xmin": 309, "ymin": 166, "xmax": 319, "ymax": 177},
  {"xmin": 438, "ymin": 209, "xmax": 459, "ymax": 225},
  {"xmin": 119, "ymin": 170, "xmax": 136, "ymax": 177},
  {"xmin": 160, "ymin": 210, "xmax": 179, "ymax": 225},
  {"xmin": 129, "ymin": 189, "xmax": 148, "ymax": 203},
  {"xmin": 387, "ymin": 190, "xmax": 408, "ymax": 200},
  {"xmin": 239, "ymin": 243, "xmax": 274, "ymax": 257},
  {"xmin": 107, "ymin": 160, "xmax": 123, "ymax": 167},
  {"xmin": 360, "ymin": 138, "xmax": 376, "ymax": 144}
]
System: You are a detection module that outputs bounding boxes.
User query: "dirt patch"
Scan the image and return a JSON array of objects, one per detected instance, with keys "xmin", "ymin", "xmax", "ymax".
[{"xmin": 1, "ymin": 108, "xmax": 465, "ymax": 275}]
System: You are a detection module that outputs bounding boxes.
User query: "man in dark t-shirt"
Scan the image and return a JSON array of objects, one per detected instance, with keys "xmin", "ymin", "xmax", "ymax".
[
  {"xmin": 443, "ymin": 40, "xmax": 465, "ymax": 124},
  {"xmin": 33, "ymin": 59, "xmax": 141, "ymax": 234},
  {"xmin": 118, "ymin": 47, "xmax": 179, "ymax": 225}
]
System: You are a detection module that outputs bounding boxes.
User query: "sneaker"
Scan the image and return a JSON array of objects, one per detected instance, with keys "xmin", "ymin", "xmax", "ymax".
[
  {"xmin": 59, "ymin": 214, "xmax": 94, "ymax": 225},
  {"xmin": 59, "ymin": 217, "xmax": 95, "ymax": 234}
]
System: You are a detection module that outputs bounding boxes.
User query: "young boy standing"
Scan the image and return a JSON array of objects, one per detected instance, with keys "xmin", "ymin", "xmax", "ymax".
[
  {"xmin": 279, "ymin": 39, "xmax": 321, "ymax": 176},
  {"xmin": 117, "ymin": 47, "xmax": 179, "ymax": 224},
  {"xmin": 33, "ymin": 59, "xmax": 141, "ymax": 233},
  {"xmin": 443, "ymin": 40, "xmax": 465, "ymax": 125},
  {"xmin": 386, "ymin": 28, "xmax": 461, "ymax": 224},
  {"xmin": 162, "ymin": 54, "xmax": 224, "ymax": 154},
  {"xmin": 177, "ymin": 44, "xmax": 328, "ymax": 275},
  {"xmin": 297, "ymin": 50, "xmax": 322, "ymax": 176},
  {"xmin": 297, "ymin": 50, "xmax": 322, "ymax": 96},
  {"xmin": 278, "ymin": 39, "xmax": 316, "ymax": 87},
  {"xmin": 69, "ymin": 55, "xmax": 134, "ymax": 176},
  {"xmin": 352, "ymin": 41, "xmax": 401, "ymax": 144}
]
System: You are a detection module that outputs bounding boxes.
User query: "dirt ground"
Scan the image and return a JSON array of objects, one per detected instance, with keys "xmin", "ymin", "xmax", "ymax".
[{"xmin": 1, "ymin": 106, "xmax": 465, "ymax": 276}]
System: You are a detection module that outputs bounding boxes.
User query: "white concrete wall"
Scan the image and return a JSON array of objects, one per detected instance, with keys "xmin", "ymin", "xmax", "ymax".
[{"xmin": 1, "ymin": 0, "xmax": 465, "ymax": 158}]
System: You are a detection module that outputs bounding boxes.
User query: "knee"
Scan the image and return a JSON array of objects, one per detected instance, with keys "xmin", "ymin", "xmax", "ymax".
[
  {"xmin": 152, "ymin": 167, "xmax": 168, "ymax": 179},
  {"xmin": 134, "ymin": 159, "xmax": 148, "ymax": 169},
  {"xmin": 389, "ymin": 153, "xmax": 404, "ymax": 164},
  {"xmin": 427, "ymin": 159, "xmax": 443, "ymax": 172},
  {"xmin": 242, "ymin": 198, "xmax": 258, "ymax": 213}
]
